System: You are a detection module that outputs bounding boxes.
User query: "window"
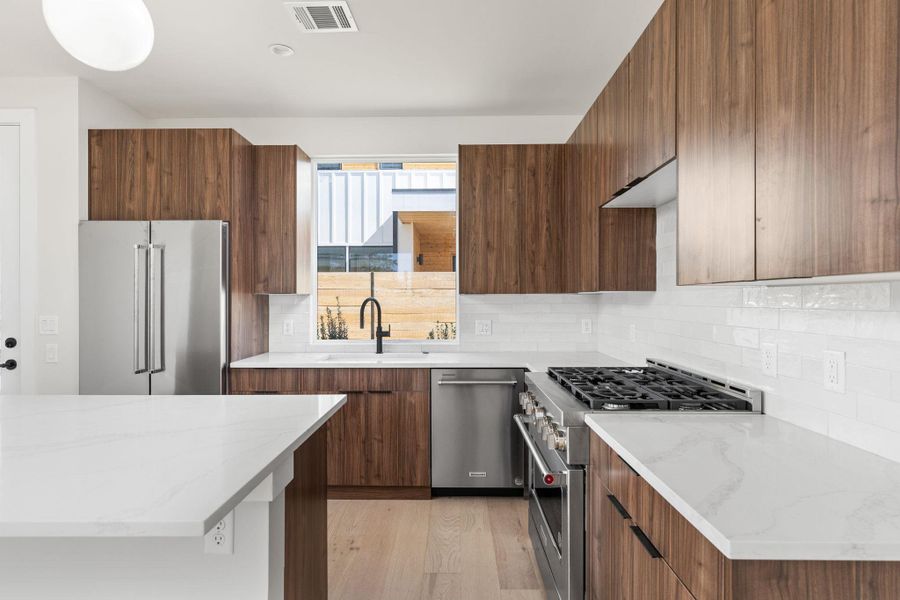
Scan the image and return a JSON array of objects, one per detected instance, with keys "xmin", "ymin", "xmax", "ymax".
[{"xmin": 316, "ymin": 161, "xmax": 457, "ymax": 342}]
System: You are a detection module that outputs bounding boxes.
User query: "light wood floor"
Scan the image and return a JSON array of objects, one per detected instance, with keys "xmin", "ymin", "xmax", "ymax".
[{"xmin": 328, "ymin": 497, "xmax": 546, "ymax": 600}]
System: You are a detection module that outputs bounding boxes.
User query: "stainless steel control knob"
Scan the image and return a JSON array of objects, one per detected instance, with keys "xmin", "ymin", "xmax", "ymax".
[
  {"xmin": 552, "ymin": 431, "xmax": 567, "ymax": 451},
  {"xmin": 533, "ymin": 407, "xmax": 546, "ymax": 419},
  {"xmin": 542, "ymin": 422, "xmax": 557, "ymax": 442}
]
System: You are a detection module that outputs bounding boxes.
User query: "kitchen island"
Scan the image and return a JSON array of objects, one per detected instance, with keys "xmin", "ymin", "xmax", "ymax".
[{"xmin": 0, "ymin": 393, "xmax": 345, "ymax": 600}]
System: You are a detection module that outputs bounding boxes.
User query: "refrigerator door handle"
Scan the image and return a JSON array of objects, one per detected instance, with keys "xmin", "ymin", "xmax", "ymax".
[
  {"xmin": 133, "ymin": 244, "xmax": 149, "ymax": 374},
  {"xmin": 149, "ymin": 243, "xmax": 166, "ymax": 374}
]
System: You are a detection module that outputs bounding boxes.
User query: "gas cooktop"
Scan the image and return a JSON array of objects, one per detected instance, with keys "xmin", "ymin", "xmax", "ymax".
[{"xmin": 547, "ymin": 361, "xmax": 760, "ymax": 412}]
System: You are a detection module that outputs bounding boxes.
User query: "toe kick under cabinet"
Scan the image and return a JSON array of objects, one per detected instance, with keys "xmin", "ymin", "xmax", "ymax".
[
  {"xmin": 230, "ymin": 368, "xmax": 431, "ymax": 499},
  {"xmin": 588, "ymin": 432, "xmax": 900, "ymax": 600}
]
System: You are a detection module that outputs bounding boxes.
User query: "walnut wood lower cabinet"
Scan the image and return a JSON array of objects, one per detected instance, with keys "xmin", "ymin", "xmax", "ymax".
[
  {"xmin": 230, "ymin": 368, "xmax": 431, "ymax": 499},
  {"xmin": 588, "ymin": 432, "xmax": 900, "ymax": 600}
]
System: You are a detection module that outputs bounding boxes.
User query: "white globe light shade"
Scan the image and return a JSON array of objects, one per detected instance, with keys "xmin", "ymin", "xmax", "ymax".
[{"xmin": 42, "ymin": 0, "xmax": 155, "ymax": 72}]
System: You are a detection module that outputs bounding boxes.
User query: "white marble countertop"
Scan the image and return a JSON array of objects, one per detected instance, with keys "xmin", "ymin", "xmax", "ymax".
[
  {"xmin": 585, "ymin": 413, "xmax": 900, "ymax": 561},
  {"xmin": 0, "ymin": 393, "xmax": 345, "ymax": 538},
  {"xmin": 230, "ymin": 351, "xmax": 624, "ymax": 372}
]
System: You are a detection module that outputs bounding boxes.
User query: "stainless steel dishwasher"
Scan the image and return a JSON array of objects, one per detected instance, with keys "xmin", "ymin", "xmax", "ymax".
[{"xmin": 431, "ymin": 368, "xmax": 526, "ymax": 489}]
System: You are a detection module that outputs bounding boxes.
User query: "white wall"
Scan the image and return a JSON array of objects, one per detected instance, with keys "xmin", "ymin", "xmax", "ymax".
[
  {"xmin": 151, "ymin": 115, "xmax": 580, "ymax": 156},
  {"xmin": 596, "ymin": 200, "xmax": 900, "ymax": 463},
  {"xmin": 0, "ymin": 77, "xmax": 146, "ymax": 394}
]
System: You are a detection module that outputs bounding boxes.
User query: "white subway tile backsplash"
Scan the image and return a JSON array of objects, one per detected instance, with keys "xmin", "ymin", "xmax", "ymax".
[
  {"xmin": 596, "ymin": 200, "xmax": 900, "ymax": 463},
  {"xmin": 803, "ymin": 283, "xmax": 891, "ymax": 311}
]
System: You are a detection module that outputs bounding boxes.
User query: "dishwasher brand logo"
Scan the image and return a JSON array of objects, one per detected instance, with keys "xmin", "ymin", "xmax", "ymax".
[{"xmin": 468, "ymin": 471, "xmax": 487, "ymax": 478}]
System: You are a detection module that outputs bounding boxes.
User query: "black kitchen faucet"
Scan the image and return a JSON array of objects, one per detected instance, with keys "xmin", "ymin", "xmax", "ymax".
[{"xmin": 359, "ymin": 296, "xmax": 391, "ymax": 354}]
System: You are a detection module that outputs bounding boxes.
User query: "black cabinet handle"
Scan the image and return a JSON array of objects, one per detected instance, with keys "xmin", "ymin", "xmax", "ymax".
[
  {"xmin": 606, "ymin": 494, "xmax": 631, "ymax": 520},
  {"xmin": 630, "ymin": 525, "xmax": 662, "ymax": 559},
  {"xmin": 337, "ymin": 390, "xmax": 365, "ymax": 394},
  {"xmin": 610, "ymin": 176, "xmax": 647, "ymax": 199},
  {"xmin": 367, "ymin": 390, "xmax": 393, "ymax": 395}
]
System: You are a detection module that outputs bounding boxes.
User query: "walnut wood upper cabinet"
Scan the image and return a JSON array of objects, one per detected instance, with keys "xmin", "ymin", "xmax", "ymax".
[
  {"xmin": 676, "ymin": 0, "xmax": 757, "ymax": 285},
  {"xmin": 626, "ymin": 0, "xmax": 676, "ymax": 189},
  {"xmin": 597, "ymin": 0, "xmax": 675, "ymax": 206},
  {"xmin": 755, "ymin": 0, "xmax": 900, "ymax": 280},
  {"xmin": 253, "ymin": 145, "xmax": 313, "ymax": 295},
  {"xmin": 89, "ymin": 129, "xmax": 243, "ymax": 221},
  {"xmin": 458, "ymin": 144, "xmax": 567, "ymax": 294}
]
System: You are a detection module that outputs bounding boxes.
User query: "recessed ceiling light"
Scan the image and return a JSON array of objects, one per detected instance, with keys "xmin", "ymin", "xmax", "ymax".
[{"xmin": 269, "ymin": 44, "xmax": 295, "ymax": 57}]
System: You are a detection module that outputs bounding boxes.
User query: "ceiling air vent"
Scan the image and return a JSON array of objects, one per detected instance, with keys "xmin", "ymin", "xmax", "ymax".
[{"xmin": 284, "ymin": 1, "xmax": 358, "ymax": 33}]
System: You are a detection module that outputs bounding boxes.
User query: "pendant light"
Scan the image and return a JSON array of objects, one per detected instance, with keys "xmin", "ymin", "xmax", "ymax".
[{"xmin": 42, "ymin": 0, "xmax": 155, "ymax": 72}]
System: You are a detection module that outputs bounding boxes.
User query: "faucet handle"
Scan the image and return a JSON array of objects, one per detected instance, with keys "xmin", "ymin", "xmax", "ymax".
[{"xmin": 382, "ymin": 324, "xmax": 391, "ymax": 338}]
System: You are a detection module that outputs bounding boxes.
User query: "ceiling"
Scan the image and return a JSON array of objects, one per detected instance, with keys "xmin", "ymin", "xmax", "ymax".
[{"xmin": 0, "ymin": 0, "xmax": 663, "ymax": 119}]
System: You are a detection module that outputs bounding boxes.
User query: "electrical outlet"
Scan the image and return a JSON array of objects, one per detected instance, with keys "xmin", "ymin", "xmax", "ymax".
[
  {"xmin": 45, "ymin": 343, "xmax": 58, "ymax": 364},
  {"xmin": 760, "ymin": 343, "xmax": 778, "ymax": 377},
  {"xmin": 823, "ymin": 350, "xmax": 846, "ymax": 393},
  {"xmin": 38, "ymin": 316, "xmax": 59, "ymax": 335},
  {"xmin": 581, "ymin": 319, "xmax": 593, "ymax": 335},
  {"xmin": 282, "ymin": 319, "xmax": 295, "ymax": 336},
  {"xmin": 475, "ymin": 320, "xmax": 492, "ymax": 336},
  {"xmin": 204, "ymin": 511, "xmax": 234, "ymax": 555},
  {"xmin": 628, "ymin": 324, "xmax": 637, "ymax": 343}
]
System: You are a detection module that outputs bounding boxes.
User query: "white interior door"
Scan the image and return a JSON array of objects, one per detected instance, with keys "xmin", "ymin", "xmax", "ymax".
[{"xmin": 0, "ymin": 125, "xmax": 21, "ymax": 394}]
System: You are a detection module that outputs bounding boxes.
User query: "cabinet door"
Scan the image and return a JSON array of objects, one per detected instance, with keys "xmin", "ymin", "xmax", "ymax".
[
  {"xmin": 756, "ymin": 0, "xmax": 900, "ymax": 279},
  {"xmin": 598, "ymin": 490, "xmax": 633, "ymax": 600},
  {"xmin": 607, "ymin": 60, "xmax": 633, "ymax": 200},
  {"xmin": 628, "ymin": 523, "xmax": 695, "ymax": 600},
  {"xmin": 628, "ymin": 0, "xmax": 676, "ymax": 181},
  {"xmin": 458, "ymin": 144, "xmax": 567, "ymax": 294},
  {"xmin": 254, "ymin": 145, "xmax": 312, "ymax": 294},
  {"xmin": 520, "ymin": 144, "xmax": 567, "ymax": 293},
  {"xmin": 397, "ymin": 391, "xmax": 430, "ymax": 486},
  {"xmin": 458, "ymin": 145, "xmax": 523, "ymax": 294},
  {"xmin": 326, "ymin": 392, "xmax": 368, "ymax": 486},
  {"xmin": 676, "ymin": 0, "xmax": 756, "ymax": 284}
]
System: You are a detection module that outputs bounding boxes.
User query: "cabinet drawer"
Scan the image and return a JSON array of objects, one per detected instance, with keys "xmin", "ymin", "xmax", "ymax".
[
  {"xmin": 605, "ymin": 444, "xmax": 643, "ymax": 522},
  {"xmin": 637, "ymin": 474, "xmax": 722, "ymax": 600}
]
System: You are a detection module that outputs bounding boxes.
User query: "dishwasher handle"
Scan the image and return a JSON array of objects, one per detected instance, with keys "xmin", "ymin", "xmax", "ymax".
[
  {"xmin": 513, "ymin": 414, "xmax": 564, "ymax": 485},
  {"xmin": 437, "ymin": 379, "xmax": 519, "ymax": 386}
]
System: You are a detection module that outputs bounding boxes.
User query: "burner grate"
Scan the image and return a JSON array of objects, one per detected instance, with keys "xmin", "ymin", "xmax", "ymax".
[{"xmin": 548, "ymin": 366, "xmax": 753, "ymax": 412}]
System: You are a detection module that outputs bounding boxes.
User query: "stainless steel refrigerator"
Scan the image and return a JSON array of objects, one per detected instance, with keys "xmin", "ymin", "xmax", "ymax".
[{"xmin": 79, "ymin": 221, "xmax": 228, "ymax": 395}]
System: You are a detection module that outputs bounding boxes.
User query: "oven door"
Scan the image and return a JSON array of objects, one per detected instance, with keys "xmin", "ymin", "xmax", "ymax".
[{"xmin": 515, "ymin": 416, "xmax": 584, "ymax": 600}]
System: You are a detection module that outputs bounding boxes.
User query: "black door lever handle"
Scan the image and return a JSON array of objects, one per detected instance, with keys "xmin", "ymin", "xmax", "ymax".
[{"xmin": 1, "ymin": 359, "xmax": 17, "ymax": 371}]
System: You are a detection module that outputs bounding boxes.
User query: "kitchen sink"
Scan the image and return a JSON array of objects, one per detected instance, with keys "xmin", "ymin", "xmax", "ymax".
[{"xmin": 321, "ymin": 352, "xmax": 434, "ymax": 363}]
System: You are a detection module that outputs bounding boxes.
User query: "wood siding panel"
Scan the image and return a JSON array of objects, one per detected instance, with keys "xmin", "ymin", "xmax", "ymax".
[{"xmin": 677, "ymin": 0, "xmax": 756, "ymax": 284}]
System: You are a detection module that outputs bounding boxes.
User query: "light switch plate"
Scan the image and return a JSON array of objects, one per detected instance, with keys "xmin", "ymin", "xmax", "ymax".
[
  {"xmin": 760, "ymin": 343, "xmax": 778, "ymax": 377},
  {"xmin": 45, "ymin": 343, "xmax": 58, "ymax": 364},
  {"xmin": 282, "ymin": 319, "xmax": 295, "ymax": 336},
  {"xmin": 475, "ymin": 320, "xmax": 492, "ymax": 336},
  {"xmin": 581, "ymin": 319, "xmax": 593, "ymax": 335},
  {"xmin": 823, "ymin": 350, "xmax": 846, "ymax": 393},
  {"xmin": 39, "ymin": 316, "xmax": 59, "ymax": 335}
]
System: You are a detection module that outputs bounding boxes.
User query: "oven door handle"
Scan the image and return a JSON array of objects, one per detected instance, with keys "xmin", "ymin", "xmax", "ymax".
[{"xmin": 514, "ymin": 414, "xmax": 565, "ymax": 485}]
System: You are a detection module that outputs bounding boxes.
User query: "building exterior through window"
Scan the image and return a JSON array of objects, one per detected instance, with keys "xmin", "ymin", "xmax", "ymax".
[{"xmin": 316, "ymin": 161, "xmax": 457, "ymax": 341}]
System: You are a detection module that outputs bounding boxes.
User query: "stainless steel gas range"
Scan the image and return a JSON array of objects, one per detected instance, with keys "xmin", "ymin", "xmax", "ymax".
[{"xmin": 516, "ymin": 359, "xmax": 763, "ymax": 600}]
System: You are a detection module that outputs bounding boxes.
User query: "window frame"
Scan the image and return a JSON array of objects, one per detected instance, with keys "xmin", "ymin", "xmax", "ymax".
[{"xmin": 309, "ymin": 155, "xmax": 460, "ymax": 347}]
